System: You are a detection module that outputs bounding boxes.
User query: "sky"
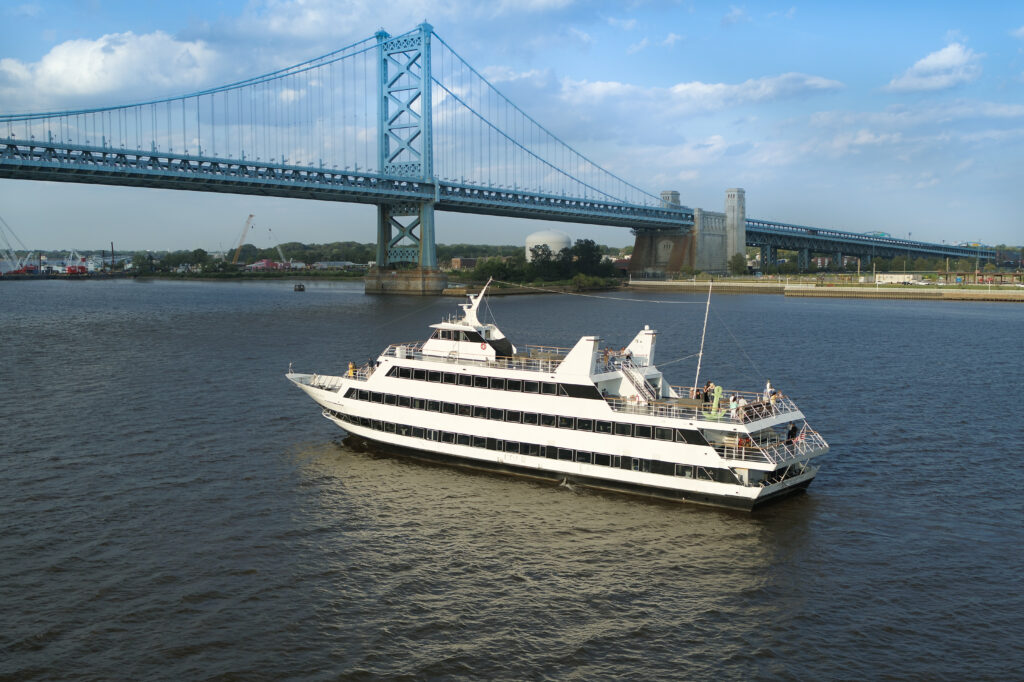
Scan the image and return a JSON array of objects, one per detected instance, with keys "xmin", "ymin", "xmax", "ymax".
[{"xmin": 1, "ymin": 0, "xmax": 1022, "ymax": 252}]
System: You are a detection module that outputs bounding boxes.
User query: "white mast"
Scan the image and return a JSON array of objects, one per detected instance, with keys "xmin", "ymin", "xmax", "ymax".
[{"xmin": 693, "ymin": 281, "xmax": 712, "ymax": 390}]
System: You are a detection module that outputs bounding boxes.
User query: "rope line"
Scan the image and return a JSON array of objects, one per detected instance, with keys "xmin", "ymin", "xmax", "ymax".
[{"xmin": 490, "ymin": 280, "xmax": 705, "ymax": 304}]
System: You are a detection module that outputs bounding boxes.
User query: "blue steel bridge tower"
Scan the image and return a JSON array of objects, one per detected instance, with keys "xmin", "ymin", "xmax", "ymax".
[{"xmin": 368, "ymin": 23, "xmax": 443, "ymax": 292}]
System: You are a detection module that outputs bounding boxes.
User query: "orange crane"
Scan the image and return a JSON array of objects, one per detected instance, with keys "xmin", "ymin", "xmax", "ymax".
[{"xmin": 231, "ymin": 214, "xmax": 255, "ymax": 265}]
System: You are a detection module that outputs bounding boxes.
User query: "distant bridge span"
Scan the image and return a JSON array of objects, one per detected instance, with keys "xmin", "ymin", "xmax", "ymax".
[{"xmin": 0, "ymin": 22, "xmax": 994, "ymax": 287}]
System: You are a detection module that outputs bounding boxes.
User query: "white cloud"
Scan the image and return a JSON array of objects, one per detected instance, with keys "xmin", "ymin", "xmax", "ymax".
[
  {"xmin": 953, "ymin": 158, "xmax": 974, "ymax": 173},
  {"xmin": 826, "ymin": 129, "xmax": 903, "ymax": 156},
  {"xmin": 663, "ymin": 33, "xmax": 682, "ymax": 47},
  {"xmin": 885, "ymin": 43, "xmax": 982, "ymax": 92},
  {"xmin": 1011, "ymin": 25, "xmax": 1024, "ymax": 39},
  {"xmin": 914, "ymin": 173, "xmax": 940, "ymax": 189},
  {"xmin": 627, "ymin": 38, "xmax": 649, "ymax": 55},
  {"xmin": 608, "ymin": 17, "xmax": 636, "ymax": 30},
  {"xmin": 562, "ymin": 72, "xmax": 841, "ymax": 117},
  {"xmin": 7, "ymin": 3, "xmax": 41, "ymax": 18},
  {"xmin": 0, "ymin": 31, "xmax": 217, "ymax": 110},
  {"xmin": 722, "ymin": 6, "xmax": 750, "ymax": 26}
]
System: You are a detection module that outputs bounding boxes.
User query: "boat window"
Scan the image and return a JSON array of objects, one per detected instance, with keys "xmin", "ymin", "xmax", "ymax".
[
  {"xmin": 505, "ymin": 442, "xmax": 520, "ymax": 453},
  {"xmin": 560, "ymin": 384, "xmax": 604, "ymax": 400},
  {"xmin": 489, "ymin": 378, "xmax": 506, "ymax": 390},
  {"xmin": 674, "ymin": 428, "xmax": 708, "ymax": 445},
  {"xmin": 540, "ymin": 414, "xmax": 557, "ymax": 427},
  {"xmin": 397, "ymin": 395, "xmax": 411, "ymax": 408},
  {"xmin": 489, "ymin": 408, "xmax": 504, "ymax": 420},
  {"xmin": 427, "ymin": 400, "xmax": 440, "ymax": 412},
  {"xmin": 595, "ymin": 421, "xmax": 612, "ymax": 434},
  {"xmin": 557, "ymin": 384, "xmax": 570, "ymax": 397},
  {"xmin": 386, "ymin": 366, "xmax": 399, "ymax": 377},
  {"xmin": 521, "ymin": 412, "xmax": 538, "ymax": 425},
  {"xmin": 430, "ymin": 329, "xmax": 441, "ymax": 339},
  {"xmin": 442, "ymin": 402, "xmax": 456, "ymax": 414},
  {"xmin": 413, "ymin": 369, "xmax": 426, "ymax": 381},
  {"xmin": 371, "ymin": 420, "xmax": 382, "ymax": 430},
  {"xmin": 398, "ymin": 367, "xmax": 412, "ymax": 379},
  {"xmin": 441, "ymin": 432, "xmax": 455, "ymax": 443},
  {"xmin": 426, "ymin": 430, "xmax": 439, "ymax": 441},
  {"xmin": 558, "ymin": 448, "xmax": 574, "ymax": 461},
  {"xmin": 523, "ymin": 381, "xmax": 539, "ymax": 393},
  {"xmin": 443, "ymin": 373, "xmax": 457, "ymax": 384},
  {"xmin": 638, "ymin": 459, "xmax": 652, "ymax": 473},
  {"xmin": 543, "ymin": 446, "xmax": 558, "ymax": 459},
  {"xmin": 506, "ymin": 379, "xmax": 522, "ymax": 392},
  {"xmin": 474, "ymin": 375, "xmax": 489, "ymax": 388},
  {"xmin": 523, "ymin": 443, "xmax": 540, "ymax": 456},
  {"xmin": 428, "ymin": 371, "xmax": 441, "ymax": 383},
  {"xmin": 651, "ymin": 460, "xmax": 674, "ymax": 475},
  {"xmin": 412, "ymin": 398, "xmax": 425, "ymax": 410},
  {"xmin": 465, "ymin": 330, "xmax": 485, "ymax": 343},
  {"xmin": 372, "ymin": 392, "xmax": 385, "ymax": 403},
  {"xmin": 634, "ymin": 425, "xmax": 653, "ymax": 439},
  {"xmin": 696, "ymin": 467, "xmax": 715, "ymax": 481},
  {"xmin": 472, "ymin": 436, "xmax": 486, "ymax": 448},
  {"xmin": 655, "ymin": 427, "xmax": 673, "ymax": 441},
  {"xmin": 486, "ymin": 438, "xmax": 500, "ymax": 451},
  {"xmin": 558, "ymin": 416, "xmax": 575, "ymax": 429},
  {"xmin": 473, "ymin": 406, "xmax": 488, "ymax": 419},
  {"xmin": 576, "ymin": 418, "xmax": 593, "ymax": 432},
  {"xmin": 506, "ymin": 410, "xmax": 521, "ymax": 423},
  {"xmin": 594, "ymin": 453, "xmax": 611, "ymax": 466},
  {"xmin": 344, "ymin": 388, "xmax": 357, "ymax": 399},
  {"xmin": 675, "ymin": 464, "xmax": 693, "ymax": 478},
  {"xmin": 576, "ymin": 451, "xmax": 592, "ymax": 464},
  {"xmin": 619, "ymin": 457, "xmax": 634, "ymax": 470},
  {"xmin": 614, "ymin": 422, "xmax": 632, "ymax": 437},
  {"xmin": 458, "ymin": 374, "xmax": 473, "ymax": 387},
  {"xmin": 541, "ymin": 383, "xmax": 557, "ymax": 395},
  {"xmin": 458, "ymin": 404, "xmax": 472, "ymax": 417},
  {"xmin": 384, "ymin": 394, "xmax": 397, "ymax": 406},
  {"xmin": 457, "ymin": 434, "xmax": 471, "ymax": 446}
]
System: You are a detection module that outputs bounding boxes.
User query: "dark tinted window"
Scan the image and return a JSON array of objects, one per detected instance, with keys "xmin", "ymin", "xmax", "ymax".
[
  {"xmin": 413, "ymin": 369, "xmax": 426, "ymax": 381},
  {"xmin": 457, "ymin": 434, "xmax": 471, "ymax": 445},
  {"xmin": 428, "ymin": 371, "xmax": 441, "ymax": 383},
  {"xmin": 507, "ymin": 379, "xmax": 522, "ymax": 392},
  {"xmin": 441, "ymin": 432, "xmax": 455, "ymax": 443},
  {"xmin": 541, "ymin": 383, "xmax": 557, "ymax": 395},
  {"xmin": 458, "ymin": 404, "xmax": 472, "ymax": 416},
  {"xmin": 558, "ymin": 448, "xmax": 574, "ymax": 461},
  {"xmin": 675, "ymin": 464, "xmax": 693, "ymax": 478},
  {"xmin": 576, "ymin": 451, "xmax": 592, "ymax": 464},
  {"xmin": 634, "ymin": 425, "xmax": 653, "ymax": 439},
  {"xmin": 655, "ymin": 427, "xmax": 673, "ymax": 441},
  {"xmin": 458, "ymin": 374, "xmax": 473, "ymax": 386},
  {"xmin": 474, "ymin": 376, "xmax": 488, "ymax": 388},
  {"xmin": 398, "ymin": 367, "xmax": 412, "ymax": 379},
  {"xmin": 614, "ymin": 422, "xmax": 632, "ymax": 437},
  {"xmin": 595, "ymin": 421, "xmax": 612, "ymax": 434},
  {"xmin": 594, "ymin": 453, "xmax": 611, "ymax": 466},
  {"xmin": 523, "ymin": 381, "xmax": 539, "ymax": 393},
  {"xmin": 412, "ymin": 426, "xmax": 424, "ymax": 438},
  {"xmin": 427, "ymin": 400, "xmax": 440, "ymax": 412},
  {"xmin": 505, "ymin": 441, "xmax": 520, "ymax": 453},
  {"xmin": 522, "ymin": 412, "xmax": 538, "ymax": 425},
  {"xmin": 442, "ymin": 402, "xmax": 456, "ymax": 414},
  {"xmin": 398, "ymin": 395, "xmax": 411, "ymax": 408},
  {"xmin": 443, "ymin": 372, "xmax": 457, "ymax": 384},
  {"xmin": 505, "ymin": 411, "xmax": 521, "ymax": 423},
  {"xmin": 489, "ymin": 378, "xmax": 506, "ymax": 391},
  {"xmin": 473, "ymin": 406, "xmax": 488, "ymax": 419},
  {"xmin": 540, "ymin": 414, "xmax": 556, "ymax": 427},
  {"xmin": 576, "ymin": 418, "xmax": 593, "ymax": 432},
  {"xmin": 489, "ymin": 408, "xmax": 504, "ymax": 421}
]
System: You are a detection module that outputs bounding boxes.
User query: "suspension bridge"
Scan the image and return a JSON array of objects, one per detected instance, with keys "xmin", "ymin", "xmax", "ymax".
[{"xmin": 0, "ymin": 23, "xmax": 994, "ymax": 291}]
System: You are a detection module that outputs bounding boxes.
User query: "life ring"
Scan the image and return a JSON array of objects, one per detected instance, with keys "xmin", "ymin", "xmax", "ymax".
[{"xmin": 480, "ymin": 342, "xmax": 487, "ymax": 349}]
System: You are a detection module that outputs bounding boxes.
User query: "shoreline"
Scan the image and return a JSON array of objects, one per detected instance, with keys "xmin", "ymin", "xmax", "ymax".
[{"xmin": 628, "ymin": 279, "xmax": 1024, "ymax": 302}]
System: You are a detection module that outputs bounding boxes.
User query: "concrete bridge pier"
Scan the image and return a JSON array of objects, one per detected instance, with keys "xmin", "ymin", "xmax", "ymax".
[
  {"xmin": 760, "ymin": 245, "xmax": 777, "ymax": 270},
  {"xmin": 365, "ymin": 200, "xmax": 448, "ymax": 295}
]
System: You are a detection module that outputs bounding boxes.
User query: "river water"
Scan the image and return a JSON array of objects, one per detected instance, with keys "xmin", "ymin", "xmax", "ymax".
[{"xmin": 2, "ymin": 279, "xmax": 1021, "ymax": 680}]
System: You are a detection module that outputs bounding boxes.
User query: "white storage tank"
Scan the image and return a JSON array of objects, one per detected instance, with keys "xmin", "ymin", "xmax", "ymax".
[{"xmin": 525, "ymin": 230, "xmax": 572, "ymax": 261}]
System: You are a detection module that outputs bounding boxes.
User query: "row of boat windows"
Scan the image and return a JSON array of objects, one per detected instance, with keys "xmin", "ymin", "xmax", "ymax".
[
  {"xmin": 431, "ymin": 329, "xmax": 485, "ymax": 343},
  {"xmin": 327, "ymin": 409, "xmax": 737, "ymax": 484},
  {"xmin": 343, "ymin": 387, "xmax": 709, "ymax": 446},
  {"xmin": 385, "ymin": 365, "xmax": 602, "ymax": 400}
]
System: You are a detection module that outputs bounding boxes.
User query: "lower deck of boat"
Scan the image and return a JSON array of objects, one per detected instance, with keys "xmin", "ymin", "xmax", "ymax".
[{"xmin": 342, "ymin": 433, "xmax": 813, "ymax": 511}]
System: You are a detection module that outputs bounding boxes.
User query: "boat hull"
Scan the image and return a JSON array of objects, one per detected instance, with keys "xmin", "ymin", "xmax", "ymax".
[{"xmin": 341, "ymin": 431, "xmax": 814, "ymax": 512}]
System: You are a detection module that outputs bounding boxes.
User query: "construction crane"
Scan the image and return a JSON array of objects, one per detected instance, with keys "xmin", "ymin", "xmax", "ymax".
[
  {"xmin": 231, "ymin": 214, "xmax": 255, "ymax": 265},
  {"xmin": 267, "ymin": 226, "xmax": 289, "ymax": 269}
]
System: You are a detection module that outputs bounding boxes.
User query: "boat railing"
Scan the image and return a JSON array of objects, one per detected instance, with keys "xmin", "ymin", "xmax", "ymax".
[
  {"xmin": 381, "ymin": 342, "xmax": 565, "ymax": 373},
  {"xmin": 311, "ymin": 373, "xmax": 347, "ymax": 390},
  {"xmin": 606, "ymin": 392, "xmax": 799, "ymax": 424},
  {"xmin": 668, "ymin": 385, "xmax": 800, "ymax": 422},
  {"xmin": 756, "ymin": 428, "xmax": 829, "ymax": 464},
  {"xmin": 713, "ymin": 427, "xmax": 827, "ymax": 466}
]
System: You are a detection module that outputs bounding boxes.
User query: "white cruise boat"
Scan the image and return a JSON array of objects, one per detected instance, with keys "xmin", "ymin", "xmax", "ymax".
[{"xmin": 287, "ymin": 282, "xmax": 828, "ymax": 510}]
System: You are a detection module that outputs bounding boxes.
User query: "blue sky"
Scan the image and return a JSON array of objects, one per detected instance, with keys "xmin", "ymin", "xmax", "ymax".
[{"xmin": 1, "ymin": 1, "xmax": 1022, "ymax": 251}]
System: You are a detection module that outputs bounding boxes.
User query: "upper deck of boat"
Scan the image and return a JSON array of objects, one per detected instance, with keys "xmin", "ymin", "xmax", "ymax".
[{"xmin": 324, "ymin": 341, "xmax": 805, "ymax": 427}]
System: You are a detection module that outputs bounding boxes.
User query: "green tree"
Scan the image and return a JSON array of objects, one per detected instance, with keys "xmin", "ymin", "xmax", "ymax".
[{"xmin": 728, "ymin": 252, "xmax": 748, "ymax": 275}]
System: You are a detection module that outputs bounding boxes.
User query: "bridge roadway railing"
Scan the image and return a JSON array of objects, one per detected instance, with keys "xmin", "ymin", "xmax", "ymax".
[
  {"xmin": 0, "ymin": 139, "xmax": 693, "ymax": 231},
  {"xmin": 746, "ymin": 218, "xmax": 994, "ymax": 260}
]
